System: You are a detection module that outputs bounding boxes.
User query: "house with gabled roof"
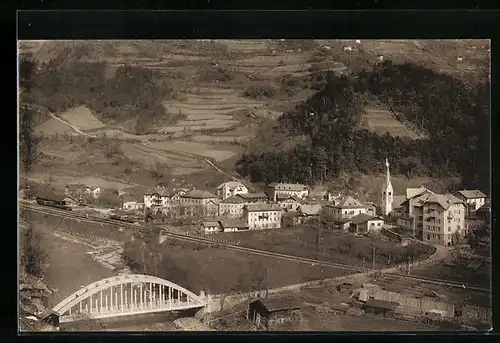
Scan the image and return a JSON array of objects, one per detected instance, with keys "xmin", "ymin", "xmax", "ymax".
[
  {"xmin": 323, "ymin": 195, "xmax": 368, "ymax": 219},
  {"xmin": 454, "ymin": 189, "xmax": 488, "ymax": 211},
  {"xmin": 266, "ymin": 182, "xmax": 309, "ymax": 202},
  {"xmin": 217, "ymin": 181, "xmax": 248, "ymax": 200}
]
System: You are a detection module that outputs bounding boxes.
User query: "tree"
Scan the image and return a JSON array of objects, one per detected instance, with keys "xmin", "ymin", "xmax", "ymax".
[
  {"xmin": 343, "ymin": 236, "xmax": 354, "ymax": 256},
  {"xmin": 20, "ymin": 224, "xmax": 46, "ymax": 277}
]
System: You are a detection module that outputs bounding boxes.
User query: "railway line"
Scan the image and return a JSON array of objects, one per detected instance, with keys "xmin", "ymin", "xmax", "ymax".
[{"xmin": 19, "ymin": 202, "xmax": 490, "ymax": 293}]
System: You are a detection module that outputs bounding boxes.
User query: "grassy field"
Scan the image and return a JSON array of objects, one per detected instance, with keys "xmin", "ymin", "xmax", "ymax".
[
  {"xmin": 362, "ymin": 107, "xmax": 426, "ymax": 140},
  {"xmin": 123, "ymin": 240, "xmax": 353, "ymax": 295},
  {"xmin": 212, "ymin": 227, "xmax": 435, "ymax": 268}
]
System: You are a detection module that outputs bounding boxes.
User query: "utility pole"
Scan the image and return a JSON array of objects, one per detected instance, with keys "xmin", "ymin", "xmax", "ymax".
[
  {"xmin": 372, "ymin": 240, "xmax": 375, "ymax": 271},
  {"xmin": 265, "ymin": 267, "xmax": 269, "ymax": 300}
]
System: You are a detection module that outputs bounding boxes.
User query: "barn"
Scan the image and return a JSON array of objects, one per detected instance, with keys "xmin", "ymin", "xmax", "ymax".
[{"xmin": 247, "ymin": 297, "xmax": 301, "ymax": 330}]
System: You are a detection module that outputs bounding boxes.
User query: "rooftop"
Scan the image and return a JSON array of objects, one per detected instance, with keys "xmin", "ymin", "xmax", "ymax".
[
  {"xmin": 297, "ymin": 203, "xmax": 322, "ymax": 216},
  {"xmin": 277, "ymin": 194, "xmax": 301, "ymax": 201},
  {"xmin": 328, "ymin": 196, "xmax": 366, "ymax": 209},
  {"xmin": 36, "ymin": 191, "xmax": 71, "ymax": 202},
  {"xmin": 363, "ymin": 298, "xmax": 399, "ymax": 311},
  {"xmin": 237, "ymin": 193, "xmax": 268, "ymax": 200},
  {"xmin": 182, "ymin": 189, "xmax": 217, "ymax": 199},
  {"xmin": 244, "ymin": 203, "xmax": 282, "ymax": 212},
  {"xmin": 456, "ymin": 190, "xmax": 487, "ymax": 199},
  {"xmin": 201, "ymin": 221, "xmax": 220, "ymax": 227},
  {"xmin": 220, "ymin": 195, "xmax": 249, "ymax": 204},
  {"xmin": 217, "ymin": 181, "xmax": 247, "ymax": 190},
  {"xmin": 350, "ymin": 213, "xmax": 382, "ymax": 225},
  {"xmin": 392, "ymin": 195, "xmax": 407, "ymax": 209},
  {"xmin": 219, "ymin": 218, "xmax": 248, "ymax": 228},
  {"xmin": 268, "ymin": 182, "xmax": 309, "ymax": 191},
  {"xmin": 252, "ymin": 297, "xmax": 301, "ymax": 312}
]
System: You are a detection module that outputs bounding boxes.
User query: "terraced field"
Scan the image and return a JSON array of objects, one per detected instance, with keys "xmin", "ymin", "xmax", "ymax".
[{"xmin": 59, "ymin": 105, "xmax": 105, "ymax": 131}]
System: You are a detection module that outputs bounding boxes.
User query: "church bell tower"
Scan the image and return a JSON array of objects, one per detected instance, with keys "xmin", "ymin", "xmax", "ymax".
[{"xmin": 381, "ymin": 158, "xmax": 393, "ymax": 216}]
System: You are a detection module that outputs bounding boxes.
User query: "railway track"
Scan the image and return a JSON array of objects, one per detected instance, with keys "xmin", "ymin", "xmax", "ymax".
[{"xmin": 19, "ymin": 202, "xmax": 490, "ymax": 293}]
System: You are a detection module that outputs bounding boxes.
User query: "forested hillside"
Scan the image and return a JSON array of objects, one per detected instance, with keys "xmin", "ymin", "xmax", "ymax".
[
  {"xmin": 19, "ymin": 56, "xmax": 176, "ymax": 133},
  {"xmin": 235, "ymin": 61, "xmax": 490, "ymax": 192}
]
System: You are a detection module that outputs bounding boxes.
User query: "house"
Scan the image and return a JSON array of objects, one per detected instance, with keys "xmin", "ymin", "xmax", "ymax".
[
  {"xmin": 362, "ymin": 299, "xmax": 399, "ymax": 317},
  {"xmin": 323, "ymin": 196, "xmax": 368, "ymax": 219},
  {"xmin": 36, "ymin": 192, "xmax": 76, "ymax": 207},
  {"xmin": 281, "ymin": 211, "xmax": 305, "ymax": 229},
  {"xmin": 143, "ymin": 187, "xmax": 172, "ymax": 208},
  {"xmin": 200, "ymin": 221, "xmax": 222, "ymax": 234},
  {"xmin": 121, "ymin": 194, "xmax": 144, "ymax": 211},
  {"xmin": 349, "ymin": 213, "xmax": 384, "ymax": 234},
  {"xmin": 243, "ymin": 203, "xmax": 283, "ymax": 230},
  {"xmin": 402, "ymin": 192, "xmax": 466, "ymax": 245},
  {"xmin": 217, "ymin": 181, "xmax": 248, "ymax": 200},
  {"xmin": 247, "ymin": 298, "xmax": 301, "ymax": 330},
  {"xmin": 89, "ymin": 186, "xmax": 102, "ymax": 198},
  {"xmin": 218, "ymin": 193, "xmax": 268, "ymax": 217},
  {"xmin": 308, "ymin": 186, "xmax": 329, "ymax": 201},
  {"xmin": 296, "ymin": 203, "xmax": 322, "ymax": 220},
  {"xmin": 276, "ymin": 194, "xmax": 301, "ymax": 211},
  {"xmin": 396, "ymin": 216, "xmax": 415, "ymax": 233},
  {"xmin": 219, "ymin": 218, "xmax": 249, "ymax": 232},
  {"xmin": 179, "ymin": 190, "xmax": 218, "ymax": 216},
  {"xmin": 364, "ymin": 202, "xmax": 379, "ymax": 216},
  {"xmin": 454, "ymin": 190, "xmax": 488, "ymax": 212},
  {"xmin": 333, "ymin": 218, "xmax": 353, "ymax": 231},
  {"xmin": 266, "ymin": 182, "xmax": 309, "ymax": 202}
]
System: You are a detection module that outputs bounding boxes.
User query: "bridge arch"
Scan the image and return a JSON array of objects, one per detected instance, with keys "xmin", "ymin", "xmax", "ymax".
[{"xmin": 52, "ymin": 274, "xmax": 205, "ymax": 323}]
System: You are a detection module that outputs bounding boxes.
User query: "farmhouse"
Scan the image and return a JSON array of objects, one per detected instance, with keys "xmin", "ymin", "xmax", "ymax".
[
  {"xmin": 200, "ymin": 221, "xmax": 222, "ymax": 234},
  {"xmin": 296, "ymin": 203, "xmax": 322, "ymax": 221},
  {"xmin": 218, "ymin": 193, "xmax": 267, "ymax": 217},
  {"xmin": 243, "ymin": 203, "xmax": 283, "ymax": 230},
  {"xmin": 333, "ymin": 218, "xmax": 353, "ymax": 231},
  {"xmin": 217, "ymin": 181, "xmax": 248, "ymax": 200},
  {"xmin": 454, "ymin": 189, "xmax": 488, "ymax": 212},
  {"xmin": 266, "ymin": 182, "xmax": 309, "ymax": 202},
  {"xmin": 323, "ymin": 196, "xmax": 368, "ymax": 219},
  {"xmin": 349, "ymin": 213, "xmax": 384, "ymax": 234},
  {"xmin": 247, "ymin": 298, "xmax": 301, "ymax": 330}
]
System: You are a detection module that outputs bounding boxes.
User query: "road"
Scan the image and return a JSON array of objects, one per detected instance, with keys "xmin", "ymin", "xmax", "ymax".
[{"xmin": 19, "ymin": 202, "xmax": 490, "ymax": 293}]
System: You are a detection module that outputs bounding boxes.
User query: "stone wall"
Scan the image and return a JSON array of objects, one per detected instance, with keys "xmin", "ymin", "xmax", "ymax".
[{"xmin": 202, "ymin": 271, "xmax": 376, "ymax": 313}]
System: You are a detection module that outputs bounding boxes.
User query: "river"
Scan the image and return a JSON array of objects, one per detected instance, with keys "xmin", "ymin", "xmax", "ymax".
[{"xmin": 39, "ymin": 229, "xmax": 187, "ymax": 331}]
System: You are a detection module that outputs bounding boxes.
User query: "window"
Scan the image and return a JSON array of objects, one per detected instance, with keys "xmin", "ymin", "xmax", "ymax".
[
  {"xmin": 426, "ymin": 225, "xmax": 430, "ymax": 230},
  {"xmin": 427, "ymin": 234, "xmax": 430, "ymax": 240},
  {"xmin": 371, "ymin": 223, "xmax": 375, "ymax": 226},
  {"xmin": 448, "ymin": 227, "xmax": 451, "ymax": 232},
  {"xmin": 418, "ymin": 216, "xmax": 423, "ymax": 220},
  {"xmin": 378, "ymin": 223, "xmax": 381, "ymax": 226}
]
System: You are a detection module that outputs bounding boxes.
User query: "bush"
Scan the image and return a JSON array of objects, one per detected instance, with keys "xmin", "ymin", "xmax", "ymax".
[
  {"xmin": 20, "ymin": 224, "xmax": 46, "ymax": 277},
  {"xmin": 243, "ymin": 85, "xmax": 277, "ymax": 99}
]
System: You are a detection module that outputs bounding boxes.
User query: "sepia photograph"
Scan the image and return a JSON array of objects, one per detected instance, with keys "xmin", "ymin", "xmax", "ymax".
[{"xmin": 18, "ymin": 39, "xmax": 491, "ymax": 332}]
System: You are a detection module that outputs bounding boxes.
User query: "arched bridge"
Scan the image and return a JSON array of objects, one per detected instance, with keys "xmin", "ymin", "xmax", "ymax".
[{"xmin": 52, "ymin": 274, "xmax": 205, "ymax": 323}]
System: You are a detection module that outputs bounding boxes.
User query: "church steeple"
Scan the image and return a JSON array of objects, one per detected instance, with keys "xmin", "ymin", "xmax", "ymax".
[{"xmin": 382, "ymin": 158, "xmax": 394, "ymax": 216}]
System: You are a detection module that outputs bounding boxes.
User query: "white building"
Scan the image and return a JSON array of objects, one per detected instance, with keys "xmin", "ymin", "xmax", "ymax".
[
  {"xmin": 323, "ymin": 196, "xmax": 368, "ymax": 219},
  {"xmin": 217, "ymin": 181, "xmax": 248, "ymax": 200},
  {"xmin": 144, "ymin": 188, "xmax": 171, "ymax": 208},
  {"xmin": 243, "ymin": 203, "xmax": 283, "ymax": 230},
  {"xmin": 453, "ymin": 190, "xmax": 487, "ymax": 211},
  {"xmin": 349, "ymin": 213, "xmax": 385, "ymax": 234},
  {"xmin": 381, "ymin": 158, "xmax": 394, "ymax": 216}
]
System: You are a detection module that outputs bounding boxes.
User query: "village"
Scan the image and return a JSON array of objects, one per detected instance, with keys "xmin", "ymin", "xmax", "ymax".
[
  {"xmin": 19, "ymin": 158, "xmax": 492, "ymax": 332},
  {"xmin": 23, "ymin": 159, "xmax": 490, "ymax": 248}
]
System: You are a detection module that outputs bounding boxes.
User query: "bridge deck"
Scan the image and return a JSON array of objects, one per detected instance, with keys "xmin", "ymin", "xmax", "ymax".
[{"xmin": 59, "ymin": 299, "xmax": 204, "ymax": 323}]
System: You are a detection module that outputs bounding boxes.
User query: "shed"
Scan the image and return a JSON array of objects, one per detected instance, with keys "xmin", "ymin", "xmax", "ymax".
[
  {"xmin": 219, "ymin": 218, "xmax": 249, "ymax": 232},
  {"xmin": 247, "ymin": 298, "xmax": 302, "ymax": 330},
  {"xmin": 362, "ymin": 299, "xmax": 399, "ymax": 317},
  {"xmin": 200, "ymin": 221, "xmax": 222, "ymax": 234},
  {"xmin": 37, "ymin": 310, "xmax": 60, "ymax": 327},
  {"xmin": 36, "ymin": 192, "xmax": 75, "ymax": 207}
]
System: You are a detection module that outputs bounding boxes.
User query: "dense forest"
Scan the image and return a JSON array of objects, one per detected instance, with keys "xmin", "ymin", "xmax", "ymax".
[
  {"xmin": 19, "ymin": 55, "xmax": 176, "ymax": 133},
  {"xmin": 236, "ymin": 61, "xmax": 490, "ymax": 192}
]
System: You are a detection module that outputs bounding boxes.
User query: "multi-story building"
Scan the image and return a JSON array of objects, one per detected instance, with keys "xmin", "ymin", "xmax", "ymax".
[
  {"xmin": 143, "ymin": 188, "xmax": 188, "ymax": 208},
  {"xmin": 179, "ymin": 190, "xmax": 219, "ymax": 217},
  {"xmin": 453, "ymin": 190, "xmax": 488, "ymax": 212},
  {"xmin": 217, "ymin": 181, "xmax": 249, "ymax": 200},
  {"xmin": 402, "ymin": 192, "xmax": 466, "ymax": 245},
  {"xmin": 323, "ymin": 196, "xmax": 368, "ymax": 219},
  {"xmin": 218, "ymin": 193, "xmax": 268, "ymax": 217},
  {"xmin": 243, "ymin": 203, "xmax": 283, "ymax": 230},
  {"xmin": 266, "ymin": 182, "xmax": 309, "ymax": 202}
]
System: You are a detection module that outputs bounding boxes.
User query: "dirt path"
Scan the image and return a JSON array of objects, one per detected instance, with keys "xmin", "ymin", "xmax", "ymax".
[{"xmin": 48, "ymin": 114, "xmax": 97, "ymax": 137}]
